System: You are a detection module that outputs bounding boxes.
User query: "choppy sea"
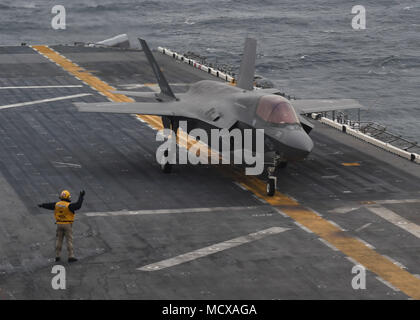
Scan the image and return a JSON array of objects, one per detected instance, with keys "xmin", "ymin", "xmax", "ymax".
[{"xmin": 0, "ymin": 0, "xmax": 419, "ymax": 140}]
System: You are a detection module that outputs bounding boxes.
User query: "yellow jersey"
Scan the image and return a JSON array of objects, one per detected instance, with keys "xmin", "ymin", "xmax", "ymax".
[{"xmin": 54, "ymin": 201, "xmax": 75, "ymax": 224}]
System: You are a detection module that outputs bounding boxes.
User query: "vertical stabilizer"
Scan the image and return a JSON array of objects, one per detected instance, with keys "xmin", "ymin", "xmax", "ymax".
[
  {"xmin": 237, "ymin": 38, "xmax": 257, "ymax": 91},
  {"xmin": 138, "ymin": 38, "xmax": 177, "ymax": 100}
]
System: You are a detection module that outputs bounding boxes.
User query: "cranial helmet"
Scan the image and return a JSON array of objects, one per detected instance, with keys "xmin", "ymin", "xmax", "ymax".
[{"xmin": 59, "ymin": 190, "xmax": 71, "ymax": 201}]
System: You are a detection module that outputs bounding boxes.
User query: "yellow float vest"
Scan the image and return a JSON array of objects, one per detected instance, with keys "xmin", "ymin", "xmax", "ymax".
[{"xmin": 54, "ymin": 201, "xmax": 74, "ymax": 224}]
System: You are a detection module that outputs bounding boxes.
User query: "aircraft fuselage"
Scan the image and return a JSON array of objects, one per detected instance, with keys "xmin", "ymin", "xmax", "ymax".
[{"xmin": 176, "ymin": 80, "xmax": 314, "ymax": 163}]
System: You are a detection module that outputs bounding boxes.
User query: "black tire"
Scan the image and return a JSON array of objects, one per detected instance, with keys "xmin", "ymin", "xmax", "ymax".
[
  {"xmin": 279, "ymin": 161, "xmax": 288, "ymax": 169},
  {"xmin": 266, "ymin": 178, "xmax": 275, "ymax": 196},
  {"xmin": 161, "ymin": 162, "xmax": 172, "ymax": 173}
]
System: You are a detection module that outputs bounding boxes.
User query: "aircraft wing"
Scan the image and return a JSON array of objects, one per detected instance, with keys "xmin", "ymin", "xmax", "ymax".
[
  {"xmin": 74, "ymin": 100, "xmax": 237, "ymax": 129},
  {"xmin": 74, "ymin": 101, "xmax": 188, "ymax": 117},
  {"xmin": 292, "ymin": 99, "xmax": 366, "ymax": 114},
  {"xmin": 111, "ymin": 91, "xmax": 187, "ymax": 100},
  {"xmin": 111, "ymin": 91, "xmax": 158, "ymax": 99}
]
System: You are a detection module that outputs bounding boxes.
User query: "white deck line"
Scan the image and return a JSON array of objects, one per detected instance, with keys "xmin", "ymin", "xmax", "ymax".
[
  {"xmin": 137, "ymin": 226, "xmax": 290, "ymax": 271},
  {"xmin": 376, "ymin": 276, "xmax": 400, "ymax": 292},
  {"xmin": 85, "ymin": 205, "xmax": 265, "ymax": 217},
  {"xmin": 52, "ymin": 161, "xmax": 82, "ymax": 168},
  {"xmin": 318, "ymin": 238, "xmax": 339, "ymax": 251},
  {"xmin": 294, "ymin": 221, "xmax": 313, "ymax": 234},
  {"xmin": 366, "ymin": 205, "xmax": 420, "ymax": 239},
  {"xmin": 0, "ymin": 93, "xmax": 92, "ymax": 110},
  {"xmin": 375, "ymin": 199, "xmax": 420, "ymax": 204},
  {"xmin": 0, "ymin": 85, "xmax": 83, "ymax": 89},
  {"xmin": 355, "ymin": 222, "xmax": 372, "ymax": 232}
]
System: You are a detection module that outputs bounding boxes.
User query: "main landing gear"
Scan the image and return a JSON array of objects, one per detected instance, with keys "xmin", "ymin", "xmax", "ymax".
[
  {"xmin": 161, "ymin": 149, "xmax": 172, "ymax": 173},
  {"xmin": 266, "ymin": 171, "xmax": 277, "ymax": 197},
  {"xmin": 266, "ymin": 154, "xmax": 287, "ymax": 197},
  {"xmin": 160, "ymin": 117, "xmax": 179, "ymax": 174}
]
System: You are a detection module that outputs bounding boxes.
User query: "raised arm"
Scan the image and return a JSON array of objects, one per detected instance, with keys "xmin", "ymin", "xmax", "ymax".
[{"xmin": 69, "ymin": 190, "xmax": 85, "ymax": 213}]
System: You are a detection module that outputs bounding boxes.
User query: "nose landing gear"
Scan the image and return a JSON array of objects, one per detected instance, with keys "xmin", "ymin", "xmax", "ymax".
[
  {"xmin": 265, "ymin": 154, "xmax": 287, "ymax": 196},
  {"xmin": 266, "ymin": 173, "xmax": 277, "ymax": 197}
]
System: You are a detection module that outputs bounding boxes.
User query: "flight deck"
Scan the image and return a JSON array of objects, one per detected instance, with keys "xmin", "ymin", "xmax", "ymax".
[{"xmin": 0, "ymin": 45, "xmax": 419, "ymax": 299}]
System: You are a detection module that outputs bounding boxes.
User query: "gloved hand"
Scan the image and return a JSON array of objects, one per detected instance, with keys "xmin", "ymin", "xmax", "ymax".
[
  {"xmin": 37, "ymin": 204, "xmax": 43, "ymax": 208},
  {"xmin": 80, "ymin": 190, "xmax": 85, "ymax": 197}
]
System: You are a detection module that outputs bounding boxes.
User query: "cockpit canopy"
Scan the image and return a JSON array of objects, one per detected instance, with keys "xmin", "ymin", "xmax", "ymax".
[{"xmin": 256, "ymin": 95, "xmax": 299, "ymax": 125}]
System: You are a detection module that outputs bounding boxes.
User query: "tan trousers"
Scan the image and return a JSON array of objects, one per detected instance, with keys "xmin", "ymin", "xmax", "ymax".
[{"xmin": 55, "ymin": 223, "xmax": 74, "ymax": 258}]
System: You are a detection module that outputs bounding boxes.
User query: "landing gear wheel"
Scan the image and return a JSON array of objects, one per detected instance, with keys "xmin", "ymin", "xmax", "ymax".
[
  {"xmin": 161, "ymin": 162, "xmax": 172, "ymax": 173},
  {"xmin": 161, "ymin": 149, "xmax": 172, "ymax": 173},
  {"xmin": 266, "ymin": 177, "xmax": 276, "ymax": 196}
]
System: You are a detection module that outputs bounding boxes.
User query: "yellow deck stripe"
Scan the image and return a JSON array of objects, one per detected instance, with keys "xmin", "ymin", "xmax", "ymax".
[
  {"xmin": 33, "ymin": 45, "xmax": 420, "ymax": 299},
  {"xmin": 31, "ymin": 45, "xmax": 163, "ymax": 126},
  {"xmin": 227, "ymin": 168, "xmax": 420, "ymax": 299}
]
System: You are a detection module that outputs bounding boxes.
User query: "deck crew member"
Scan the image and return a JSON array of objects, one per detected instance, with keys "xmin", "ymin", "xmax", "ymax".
[{"xmin": 38, "ymin": 190, "xmax": 85, "ymax": 263}]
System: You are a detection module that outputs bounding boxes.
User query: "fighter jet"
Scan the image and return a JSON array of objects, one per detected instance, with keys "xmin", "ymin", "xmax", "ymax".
[{"xmin": 75, "ymin": 38, "xmax": 364, "ymax": 196}]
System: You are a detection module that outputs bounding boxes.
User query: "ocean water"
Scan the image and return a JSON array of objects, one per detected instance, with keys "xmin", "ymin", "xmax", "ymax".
[{"xmin": 0, "ymin": 0, "xmax": 419, "ymax": 140}]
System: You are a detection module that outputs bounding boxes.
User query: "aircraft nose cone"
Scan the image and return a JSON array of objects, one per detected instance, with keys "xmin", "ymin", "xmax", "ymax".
[{"xmin": 282, "ymin": 129, "xmax": 314, "ymax": 157}]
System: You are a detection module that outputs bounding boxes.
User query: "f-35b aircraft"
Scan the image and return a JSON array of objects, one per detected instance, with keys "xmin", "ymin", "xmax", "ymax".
[{"xmin": 75, "ymin": 38, "xmax": 364, "ymax": 196}]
